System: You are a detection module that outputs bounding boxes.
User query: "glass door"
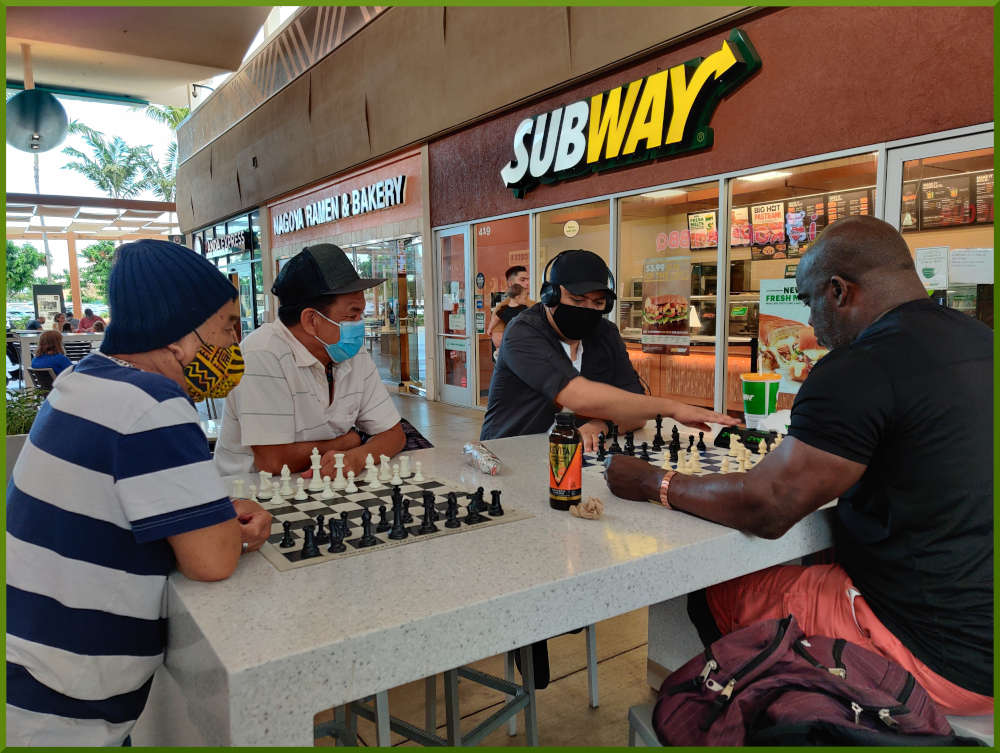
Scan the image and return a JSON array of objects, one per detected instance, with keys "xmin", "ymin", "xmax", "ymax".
[
  {"xmin": 883, "ymin": 131, "xmax": 993, "ymax": 329},
  {"xmin": 228, "ymin": 261, "xmax": 256, "ymax": 339},
  {"xmin": 436, "ymin": 226, "xmax": 475, "ymax": 406}
]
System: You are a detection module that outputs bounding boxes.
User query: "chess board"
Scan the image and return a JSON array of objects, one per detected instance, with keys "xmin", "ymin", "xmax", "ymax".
[{"xmin": 255, "ymin": 475, "xmax": 532, "ymax": 572}]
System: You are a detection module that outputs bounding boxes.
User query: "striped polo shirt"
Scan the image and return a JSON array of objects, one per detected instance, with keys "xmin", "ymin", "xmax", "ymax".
[
  {"xmin": 6, "ymin": 353, "xmax": 236, "ymax": 746},
  {"xmin": 213, "ymin": 319, "xmax": 401, "ymax": 477}
]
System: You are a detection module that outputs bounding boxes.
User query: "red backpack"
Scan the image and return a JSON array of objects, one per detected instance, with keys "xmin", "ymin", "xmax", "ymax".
[{"xmin": 653, "ymin": 614, "xmax": 984, "ymax": 746}]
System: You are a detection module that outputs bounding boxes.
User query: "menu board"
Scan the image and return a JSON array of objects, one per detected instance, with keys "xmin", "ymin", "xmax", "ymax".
[
  {"xmin": 974, "ymin": 171, "xmax": 993, "ymax": 224},
  {"xmin": 920, "ymin": 176, "xmax": 973, "ymax": 228},
  {"xmin": 826, "ymin": 189, "xmax": 871, "ymax": 223},
  {"xmin": 687, "ymin": 210, "xmax": 718, "ymax": 250},
  {"xmin": 784, "ymin": 194, "xmax": 826, "ymax": 254},
  {"xmin": 750, "ymin": 202, "xmax": 789, "ymax": 260},
  {"xmin": 900, "ymin": 181, "xmax": 920, "ymax": 231},
  {"xmin": 730, "ymin": 206, "xmax": 751, "ymax": 247}
]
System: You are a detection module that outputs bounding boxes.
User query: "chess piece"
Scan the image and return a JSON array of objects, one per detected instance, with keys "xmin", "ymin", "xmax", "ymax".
[
  {"xmin": 624, "ymin": 431, "xmax": 635, "ymax": 457},
  {"xmin": 364, "ymin": 454, "xmax": 379, "ymax": 484},
  {"xmin": 697, "ymin": 432, "xmax": 707, "ymax": 452},
  {"xmin": 639, "ymin": 441, "xmax": 651, "ymax": 461},
  {"xmin": 375, "ymin": 504, "xmax": 391, "ymax": 533},
  {"xmin": 669, "ymin": 443, "xmax": 679, "ymax": 464},
  {"xmin": 357, "ymin": 510, "xmax": 378, "ymax": 547},
  {"xmin": 388, "ymin": 498, "xmax": 408, "ymax": 540},
  {"xmin": 379, "ymin": 455, "xmax": 392, "ymax": 482},
  {"xmin": 418, "ymin": 496, "xmax": 439, "ymax": 534},
  {"xmin": 279, "ymin": 464, "xmax": 293, "ymax": 496},
  {"xmin": 402, "ymin": 500, "xmax": 414, "ymax": 524},
  {"xmin": 596, "ymin": 433, "xmax": 607, "ymax": 461},
  {"xmin": 445, "ymin": 492, "xmax": 461, "ymax": 528},
  {"xmin": 345, "ymin": 471, "xmax": 358, "ymax": 494},
  {"xmin": 465, "ymin": 499, "xmax": 485, "ymax": 524},
  {"xmin": 308, "ymin": 447, "xmax": 324, "ymax": 491},
  {"xmin": 294, "ymin": 478, "xmax": 308, "ymax": 500},
  {"xmin": 400, "ymin": 456, "xmax": 411, "ymax": 478},
  {"xmin": 391, "ymin": 464, "xmax": 402, "ymax": 486},
  {"xmin": 759, "ymin": 439, "xmax": 769, "ymax": 456},
  {"xmin": 332, "ymin": 454, "xmax": 347, "ymax": 491},
  {"xmin": 231, "ymin": 479, "xmax": 245, "ymax": 499},
  {"xmin": 412, "ymin": 461, "xmax": 424, "ymax": 482},
  {"xmin": 692, "ymin": 449, "xmax": 703, "ymax": 473},
  {"xmin": 319, "ymin": 475, "xmax": 335, "ymax": 500},
  {"xmin": 338, "ymin": 511, "xmax": 351, "ymax": 539},
  {"xmin": 327, "ymin": 522, "xmax": 347, "ymax": 553},
  {"xmin": 609, "ymin": 426, "xmax": 622, "ymax": 455},
  {"xmin": 248, "ymin": 484, "xmax": 258, "ymax": 503},
  {"xmin": 422, "ymin": 490, "xmax": 439, "ymax": 522},
  {"xmin": 257, "ymin": 470, "xmax": 273, "ymax": 499},
  {"xmin": 738, "ymin": 453, "xmax": 748, "ymax": 473},
  {"xmin": 300, "ymin": 524, "xmax": 321, "ymax": 558},
  {"xmin": 315, "ymin": 514, "xmax": 330, "ymax": 545},
  {"xmin": 652, "ymin": 415, "xmax": 665, "ymax": 449},
  {"xmin": 488, "ymin": 489, "xmax": 504, "ymax": 516},
  {"xmin": 279, "ymin": 520, "xmax": 295, "ymax": 548},
  {"xmin": 270, "ymin": 487, "xmax": 284, "ymax": 505}
]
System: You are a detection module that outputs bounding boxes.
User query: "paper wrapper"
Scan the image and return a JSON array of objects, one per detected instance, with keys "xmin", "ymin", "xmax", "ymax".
[{"xmin": 570, "ymin": 497, "xmax": 604, "ymax": 520}]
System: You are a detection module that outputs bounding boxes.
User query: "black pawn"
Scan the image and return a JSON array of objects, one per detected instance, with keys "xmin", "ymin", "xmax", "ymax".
[
  {"xmin": 375, "ymin": 504, "xmax": 391, "ymax": 533},
  {"xmin": 688, "ymin": 435, "xmax": 695, "ymax": 452},
  {"xmin": 327, "ymin": 522, "xmax": 346, "ymax": 553},
  {"xmin": 388, "ymin": 498, "xmax": 408, "ymax": 540},
  {"xmin": 315, "ymin": 514, "xmax": 329, "ymax": 545},
  {"xmin": 466, "ymin": 500, "xmax": 484, "ymax": 524},
  {"xmin": 300, "ymin": 523, "xmax": 321, "ymax": 558},
  {"xmin": 489, "ymin": 489, "xmax": 504, "ymax": 516},
  {"xmin": 279, "ymin": 520, "xmax": 296, "ymax": 548},
  {"xmin": 418, "ymin": 496, "xmax": 439, "ymax": 534},
  {"xmin": 475, "ymin": 487, "xmax": 485, "ymax": 512},
  {"xmin": 422, "ymin": 490, "xmax": 439, "ymax": 521},
  {"xmin": 340, "ymin": 511, "xmax": 351, "ymax": 539},
  {"xmin": 669, "ymin": 443, "xmax": 679, "ymax": 464},
  {"xmin": 402, "ymin": 499, "xmax": 414, "ymax": 524},
  {"xmin": 624, "ymin": 431, "xmax": 635, "ymax": 456},
  {"xmin": 596, "ymin": 433, "xmax": 606, "ymax": 461},
  {"xmin": 639, "ymin": 441, "xmax": 651, "ymax": 461},
  {"xmin": 697, "ymin": 432, "xmax": 707, "ymax": 452},
  {"xmin": 671, "ymin": 425, "xmax": 680, "ymax": 445},
  {"xmin": 609, "ymin": 426, "xmax": 622, "ymax": 455},
  {"xmin": 357, "ymin": 509, "xmax": 378, "ymax": 547},
  {"xmin": 445, "ymin": 492, "xmax": 461, "ymax": 528}
]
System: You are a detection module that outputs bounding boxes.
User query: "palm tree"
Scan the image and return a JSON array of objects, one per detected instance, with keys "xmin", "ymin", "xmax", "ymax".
[
  {"xmin": 62, "ymin": 122, "xmax": 152, "ymax": 200},
  {"xmin": 141, "ymin": 104, "xmax": 190, "ymax": 130},
  {"xmin": 142, "ymin": 142, "xmax": 177, "ymax": 202}
]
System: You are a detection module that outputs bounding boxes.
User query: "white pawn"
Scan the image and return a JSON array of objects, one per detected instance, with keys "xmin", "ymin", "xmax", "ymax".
[
  {"xmin": 390, "ymin": 464, "xmax": 402, "ymax": 486},
  {"xmin": 399, "ymin": 456, "xmax": 411, "ymax": 478},
  {"xmin": 345, "ymin": 471, "xmax": 358, "ymax": 494},
  {"xmin": 759, "ymin": 440, "xmax": 769, "ymax": 456},
  {"xmin": 692, "ymin": 449, "xmax": 703, "ymax": 473},
  {"xmin": 257, "ymin": 470, "xmax": 273, "ymax": 499},
  {"xmin": 728, "ymin": 442, "xmax": 737, "ymax": 457},
  {"xmin": 364, "ymin": 455, "xmax": 379, "ymax": 485},
  {"xmin": 248, "ymin": 484, "xmax": 258, "ymax": 502},
  {"xmin": 412, "ymin": 461, "xmax": 424, "ymax": 482},
  {"xmin": 308, "ymin": 448, "xmax": 324, "ymax": 491},
  {"xmin": 279, "ymin": 465, "xmax": 293, "ymax": 496},
  {"xmin": 294, "ymin": 478, "xmax": 308, "ymax": 500},
  {"xmin": 721, "ymin": 456, "xmax": 731, "ymax": 473},
  {"xmin": 738, "ymin": 453, "xmax": 748, "ymax": 473},
  {"xmin": 319, "ymin": 475, "xmax": 335, "ymax": 500},
  {"xmin": 332, "ymin": 453, "xmax": 347, "ymax": 491},
  {"xmin": 231, "ymin": 479, "xmax": 245, "ymax": 499},
  {"xmin": 367, "ymin": 475, "xmax": 385, "ymax": 491},
  {"xmin": 379, "ymin": 455, "xmax": 392, "ymax": 482}
]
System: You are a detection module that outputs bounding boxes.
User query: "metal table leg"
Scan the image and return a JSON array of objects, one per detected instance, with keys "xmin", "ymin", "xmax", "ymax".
[
  {"xmin": 374, "ymin": 690, "xmax": 391, "ymax": 746},
  {"xmin": 505, "ymin": 650, "xmax": 518, "ymax": 736},
  {"xmin": 518, "ymin": 644, "xmax": 539, "ymax": 746},
  {"xmin": 585, "ymin": 623, "xmax": 599, "ymax": 708},
  {"xmin": 424, "ymin": 674, "xmax": 437, "ymax": 734},
  {"xmin": 443, "ymin": 668, "xmax": 461, "ymax": 746}
]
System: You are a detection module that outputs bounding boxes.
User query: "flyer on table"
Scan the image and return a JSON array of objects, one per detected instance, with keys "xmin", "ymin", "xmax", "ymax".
[{"xmin": 758, "ymin": 279, "xmax": 829, "ymax": 394}]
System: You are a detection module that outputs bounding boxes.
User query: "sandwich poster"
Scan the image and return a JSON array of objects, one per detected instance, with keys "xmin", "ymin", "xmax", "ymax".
[
  {"xmin": 758, "ymin": 279, "xmax": 828, "ymax": 394},
  {"xmin": 750, "ymin": 202, "xmax": 790, "ymax": 260},
  {"xmin": 641, "ymin": 256, "xmax": 691, "ymax": 355}
]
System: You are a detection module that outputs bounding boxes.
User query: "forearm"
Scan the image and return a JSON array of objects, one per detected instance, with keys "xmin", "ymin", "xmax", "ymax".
[
  {"xmin": 252, "ymin": 432, "xmax": 362, "ymax": 474},
  {"xmin": 558, "ymin": 377, "xmax": 685, "ymax": 427},
  {"xmin": 352, "ymin": 423, "xmax": 406, "ymax": 463},
  {"xmin": 669, "ymin": 469, "xmax": 798, "ymax": 539}
]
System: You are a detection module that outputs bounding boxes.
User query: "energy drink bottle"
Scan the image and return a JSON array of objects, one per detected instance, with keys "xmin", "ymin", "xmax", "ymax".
[{"xmin": 549, "ymin": 411, "xmax": 582, "ymax": 511}]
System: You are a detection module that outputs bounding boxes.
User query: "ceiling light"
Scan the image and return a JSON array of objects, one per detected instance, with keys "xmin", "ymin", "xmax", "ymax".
[
  {"xmin": 737, "ymin": 171, "xmax": 793, "ymax": 183},
  {"xmin": 640, "ymin": 189, "xmax": 688, "ymax": 199}
]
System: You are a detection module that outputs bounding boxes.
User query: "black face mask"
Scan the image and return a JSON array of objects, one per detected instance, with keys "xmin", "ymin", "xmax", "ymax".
[{"xmin": 551, "ymin": 303, "xmax": 603, "ymax": 340}]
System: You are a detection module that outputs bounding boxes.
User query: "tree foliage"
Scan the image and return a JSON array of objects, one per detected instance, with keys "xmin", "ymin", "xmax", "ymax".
[
  {"xmin": 80, "ymin": 240, "xmax": 117, "ymax": 299},
  {"xmin": 142, "ymin": 142, "xmax": 178, "ymax": 202},
  {"xmin": 62, "ymin": 121, "xmax": 152, "ymax": 199},
  {"xmin": 142, "ymin": 104, "xmax": 190, "ymax": 130},
  {"xmin": 6, "ymin": 241, "xmax": 47, "ymax": 296}
]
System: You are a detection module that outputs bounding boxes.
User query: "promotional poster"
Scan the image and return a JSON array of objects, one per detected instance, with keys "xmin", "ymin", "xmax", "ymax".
[
  {"xmin": 758, "ymin": 279, "xmax": 828, "ymax": 394},
  {"xmin": 641, "ymin": 256, "xmax": 691, "ymax": 355}
]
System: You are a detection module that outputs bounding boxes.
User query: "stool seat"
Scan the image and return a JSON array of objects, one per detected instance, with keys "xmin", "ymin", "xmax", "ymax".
[{"xmin": 946, "ymin": 714, "xmax": 994, "ymax": 746}]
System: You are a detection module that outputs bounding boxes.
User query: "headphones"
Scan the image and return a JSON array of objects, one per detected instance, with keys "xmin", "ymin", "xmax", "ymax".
[{"xmin": 539, "ymin": 250, "xmax": 616, "ymax": 314}]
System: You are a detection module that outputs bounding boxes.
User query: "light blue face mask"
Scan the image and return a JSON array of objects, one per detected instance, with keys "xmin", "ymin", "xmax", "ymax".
[{"xmin": 313, "ymin": 310, "xmax": 365, "ymax": 363}]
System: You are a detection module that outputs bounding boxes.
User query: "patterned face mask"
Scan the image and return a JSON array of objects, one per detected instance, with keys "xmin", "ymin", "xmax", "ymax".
[{"xmin": 183, "ymin": 332, "xmax": 244, "ymax": 401}]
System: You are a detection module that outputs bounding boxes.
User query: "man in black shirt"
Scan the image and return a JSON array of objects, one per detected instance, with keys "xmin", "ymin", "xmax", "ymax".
[
  {"xmin": 481, "ymin": 249, "xmax": 734, "ymax": 450},
  {"xmin": 606, "ymin": 216, "xmax": 993, "ymax": 714}
]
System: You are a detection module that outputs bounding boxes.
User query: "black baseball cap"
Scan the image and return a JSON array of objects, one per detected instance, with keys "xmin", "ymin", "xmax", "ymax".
[
  {"xmin": 271, "ymin": 243, "xmax": 384, "ymax": 303},
  {"xmin": 549, "ymin": 249, "xmax": 616, "ymax": 298}
]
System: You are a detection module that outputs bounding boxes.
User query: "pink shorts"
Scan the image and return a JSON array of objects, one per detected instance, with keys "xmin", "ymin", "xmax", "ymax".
[{"xmin": 706, "ymin": 563, "xmax": 993, "ymax": 716}]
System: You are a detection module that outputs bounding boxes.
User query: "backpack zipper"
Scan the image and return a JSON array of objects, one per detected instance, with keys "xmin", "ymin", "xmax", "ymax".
[{"xmin": 793, "ymin": 639, "xmax": 846, "ymax": 678}]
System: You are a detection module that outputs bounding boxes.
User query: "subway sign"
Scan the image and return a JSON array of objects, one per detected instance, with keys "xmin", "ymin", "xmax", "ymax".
[{"xmin": 500, "ymin": 29, "xmax": 761, "ymax": 198}]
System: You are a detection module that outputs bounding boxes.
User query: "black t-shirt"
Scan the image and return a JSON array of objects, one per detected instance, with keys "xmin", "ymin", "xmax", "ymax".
[
  {"xmin": 481, "ymin": 303, "xmax": 644, "ymax": 439},
  {"xmin": 789, "ymin": 298, "xmax": 993, "ymax": 695},
  {"xmin": 490, "ymin": 304, "xmax": 528, "ymax": 360}
]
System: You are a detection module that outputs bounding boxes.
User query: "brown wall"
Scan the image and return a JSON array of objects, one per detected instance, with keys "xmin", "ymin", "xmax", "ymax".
[{"xmin": 429, "ymin": 6, "xmax": 994, "ymax": 227}]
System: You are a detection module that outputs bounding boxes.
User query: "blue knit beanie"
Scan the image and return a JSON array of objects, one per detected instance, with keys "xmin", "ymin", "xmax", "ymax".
[{"xmin": 100, "ymin": 239, "xmax": 238, "ymax": 354}]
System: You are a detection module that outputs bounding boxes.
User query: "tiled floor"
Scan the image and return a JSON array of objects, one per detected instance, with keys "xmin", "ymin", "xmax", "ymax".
[{"xmin": 313, "ymin": 394, "xmax": 658, "ymax": 747}]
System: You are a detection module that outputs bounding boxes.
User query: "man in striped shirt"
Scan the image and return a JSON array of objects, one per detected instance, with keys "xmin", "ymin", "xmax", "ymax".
[
  {"xmin": 6, "ymin": 240, "xmax": 272, "ymax": 746},
  {"xmin": 214, "ymin": 243, "xmax": 404, "ymax": 480}
]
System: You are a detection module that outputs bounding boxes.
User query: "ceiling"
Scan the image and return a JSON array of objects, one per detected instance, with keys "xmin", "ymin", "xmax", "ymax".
[
  {"xmin": 7, "ymin": 6, "xmax": 272, "ymax": 106},
  {"xmin": 6, "ymin": 193, "xmax": 180, "ymax": 241}
]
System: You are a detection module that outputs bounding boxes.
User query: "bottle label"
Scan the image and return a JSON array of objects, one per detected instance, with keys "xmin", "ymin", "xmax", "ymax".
[{"xmin": 549, "ymin": 440, "xmax": 582, "ymax": 501}]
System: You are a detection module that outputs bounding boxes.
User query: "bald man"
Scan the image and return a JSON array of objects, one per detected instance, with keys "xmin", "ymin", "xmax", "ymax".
[{"xmin": 606, "ymin": 216, "xmax": 993, "ymax": 716}]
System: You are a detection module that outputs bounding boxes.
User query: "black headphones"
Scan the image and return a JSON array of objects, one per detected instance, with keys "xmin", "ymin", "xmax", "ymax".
[{"xmin": 539, "ymin": 250, "xmax": 616, "ymax": 314}]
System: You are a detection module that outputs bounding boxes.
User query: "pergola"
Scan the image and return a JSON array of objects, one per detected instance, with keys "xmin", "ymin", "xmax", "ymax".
[{"xmin": 6, "ymin": 192, "xmax": 178, "ymax": 313}]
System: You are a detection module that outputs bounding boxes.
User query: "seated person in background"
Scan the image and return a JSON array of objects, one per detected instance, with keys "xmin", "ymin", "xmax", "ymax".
[
  {"xmin": 66, "ymin": 310, "xmax": 81, "ymax": 330},
  {"xmin": 6, "ymin": 239, "xmax": 272, "ymax": 746},
  {"xmin": 24, "ymin": 315, "xmax": 45, "ymax": 331},
  {"xmin": 47, "ymin": 312, "xmax": 67, "ymax": 332},
  {"xmin": 61, "ymin": 323, "xmax": 72, "ymax": 333},
  {"xmin": 214, "ymin": 243, "xmax": 405, "ymax": 480},
  {"xmin": 92, "ymin": 320, "xmax": 105, "ymax": 333},
  {"xmin": 77, "ymin": 308, "xmax": 106, "ymax": 332},
  {"xmin": 487, "ymin": 281, "xmax": 533, "ymax": 361},
  {"xmin": 30, "ymin": 330, "xmax": 73, "ymax": 377},
  {"xmin": 606, "ymin": 216, "xmax": 993, "ymax": 716}
]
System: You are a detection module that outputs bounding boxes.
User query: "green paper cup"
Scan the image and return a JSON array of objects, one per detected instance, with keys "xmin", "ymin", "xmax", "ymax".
[{"xmin": 741, "ymin": 373, "xmax": 781, "ymax": 429}]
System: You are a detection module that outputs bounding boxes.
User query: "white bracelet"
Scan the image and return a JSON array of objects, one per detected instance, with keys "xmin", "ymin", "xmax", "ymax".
[{"xmin": 241, "ymin": 541, "xmax": 249, "ymax": 555}]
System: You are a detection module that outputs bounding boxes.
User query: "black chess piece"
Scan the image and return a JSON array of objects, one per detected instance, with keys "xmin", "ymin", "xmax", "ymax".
[
  {"xmin": 669, "ymin": 443, "xmax": 679, "ymax": 464},
  {"xmin": 697, "ymin": 431, "xmax": 707, "ymax": 452},
  {"xmin": 465, "ymin": 499, "xmax": 485, "ymax": 524},
  {"xmin": 422, "ymin": 490, "xmax": 439, "ymax": 521},
  {"xmin": 357, "ymin": 509, "xmax": 378, "ymax": 547},
  {"xmin": 474, "ymin": 487, "xmax": 485, "ymax": 512},
  {"xmin": 671, "ymin": 425, "xmax": 680, "ymax": 444},
  {"xmin": 339, "ymin": 511, "xmax": 351, "ymax": 539},
  {"xmin": 444, "ymin": 492, "xmax": 461, "ymax": 528},
  {"xmin": 688, "ymin": 435, "xmax": 695, "ymax": 452},
  {"xmin": 375, "ymin": 504, "xmax": 391, "ymax": 533},
  {"xmin": 624, "ymin": 431, "xmax": 635, "ymax": 456},
  {"xmin": 279, "ymin": 520, "xmax": 295, "ymax": 548},
  {"xmin": 388, "ymin": 497, "xmax": 408, "ymax": 540},
  {"xmin": 596, "ymin": 433, "xmax": 606, "ymax": 461},
  {"xmin": 639, "ymin": 441, "xmax": 651, "ymax": 461},
  {"xmin": 652, "ymin": 414, "xmax": 665, "ymax": 449},
  {"xmin": 402, "ymin": 499, "xmax": 414, "ymax": 523},
  {"xmin": 327, "ymin": 521, "xmax": 347, "ymax": 553},
  {"xmin": 300, "ymin": 523, "xmax": 321, "ymax": 558},
  {"xmin": 609, "ymin": 425, "xmax": 622, "ymax": 455},
  {"xmin": 391, "ymin": 485, "xmax": 403, "ymax": 508},
  {"xmin": 315, "ymin": 514, "xmax": 330, "ymax": 545},
  {"xmin": 418, "ymin": 496, "xmax": 439, "ymax": 534},
  {"xmin": 488, "ymin": 489, "xmax": 504, "ymax": 516}
]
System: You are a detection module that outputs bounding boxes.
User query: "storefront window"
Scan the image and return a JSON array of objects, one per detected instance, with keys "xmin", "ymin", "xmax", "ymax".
[
  {"xmin": 249, "ymin": 211, "xmax": 261, "ymax": 259},
  {"xmin": 618, "ymin": 182, "xmax": 719, "ymax": 409},
  {"xmin": 536, "ymin": 200, "xmax": 610, "ymax": 288}
]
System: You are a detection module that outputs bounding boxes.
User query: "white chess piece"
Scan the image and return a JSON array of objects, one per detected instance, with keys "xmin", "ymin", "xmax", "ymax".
[
  {"xmin": 390, "ymin": 464, "xmax": 402, "ymax": 486},
  {"xmin": 399, "ymin": 456, "xmax": 411, "ymax": 478},
  {"xmin": 308, "ymin": 447, "xmax": 324, "ymax": 491},
  {"xmin": 294, "ymin": 478, "xmax": 308, "ymax": 500},
  {"xmin": 692, "ymin": 449, "xmax": 703, "ymax": 472},
  {"xmin": 257, "ymin": 470, "xmax": 273, "ymax": 499},
  {"xmin": 412, "ymin": 461, "xmax": 424, "ymax": 482},
  {"xmin": 270, "ymin": 488, "xmax": 284, "ymax": 505},
  {"xmin": 279, "ymin": 465, "xmax": 293, "ymax": 496},
  {"xmin": 738, "ymin": 454, "xmax": 748, "ymax": 473},
  {"xmin": 364, "ymin": 456, "xmax": 379, "ymax": 485},
  {"xmin": 248, "ymin": 484, "xmax": 258, "ymax": 502},
  {"xmin": 332, "ymin": 453, "xmax": 347, "ymax": 491},
  {"xmin": 721, "ymin": 456, "xmax": 731, "ymax": 473},
  {"xmin": 379, "ymin": 455, "xmax": 391, "ymax": 482},
  {"xmin": 345, "ymin": 471, "xmax": 358, "ymax": 494},
  {"xmin": 759, "ymin": 440, "xmax": 769, "ymax": 456},
  {"xmin": 231, "ymin": 479, "xmax": 245, "ymax": 499},
  {"xmin": 319, "ymin": 475, "xmax": 335, "ymax": 500}
]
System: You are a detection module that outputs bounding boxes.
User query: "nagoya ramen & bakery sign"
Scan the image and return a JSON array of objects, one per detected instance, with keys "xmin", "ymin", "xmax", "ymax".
[{"xmin": 500, "ymin": 29, "xmax": 761, "ymax": 198}]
